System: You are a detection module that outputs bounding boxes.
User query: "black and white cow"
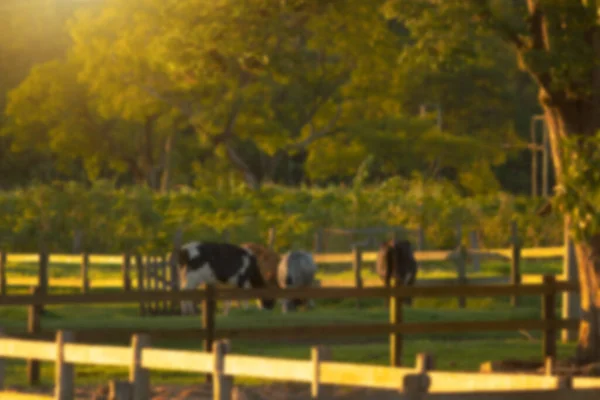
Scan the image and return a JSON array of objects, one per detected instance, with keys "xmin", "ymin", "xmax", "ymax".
[
  {"xmin": 177, "ymin": 241, "xmax": 276, "ymax": 315},
  {"xmin": 376, "ymin": 239, "xmax": 418, "ymax": 305},
  {"xmin": 277, "ymin": 250, "xmax": 318, "ymax": 313}
]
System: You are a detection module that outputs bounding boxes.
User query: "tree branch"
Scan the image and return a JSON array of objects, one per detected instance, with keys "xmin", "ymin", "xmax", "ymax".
[
  {"xmin": 305, "ymin": 69, "xmax": 351, "ymax": 124},
  {"xmin": 284, "ymin": 103, "xmax": 343, "ymax": 153},
  {"xmin": 471, "ymin": 0, "xmax": 555, "ymax": 96},
  {"xmin": 224, "ymin": 144, "xmax": 260, "ymax": 189},
  {"xmin": 470, "ymin": 0, "xmax": 526, "ymax": 49},
  {"xmin": 527, "ymin": 0, "xmax": 548, "ymax": 50},
  {"xmin": 195, "ymin": 71, "xmax": 259, "ymax": 188},
  {"xmin": 212, "ymin": 96, "xmax": 243, "ymax": 146},
  {"xmin": 137, "ymin": 84, "xmax": 197, "ymax": 119},
  {"xmin": 522, "ymin": 0, "xmax": 555, "ymax": 96}
]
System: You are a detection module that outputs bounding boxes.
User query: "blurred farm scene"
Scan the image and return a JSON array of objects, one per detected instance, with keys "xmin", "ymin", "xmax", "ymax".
[{"xmin": 1, "ymin": 0, "xmax": 600, "ymax": 399}]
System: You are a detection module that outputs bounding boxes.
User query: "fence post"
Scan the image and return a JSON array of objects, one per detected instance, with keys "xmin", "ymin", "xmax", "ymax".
[
  {"xmin": 231, "ymin": 387, "xmax": 246, "ymax": 400},
  {"xmin": 0, "ymin": 250, "xmax": 6, "ymax": 296},
  {"xmin": 203, "ymin": 284, "xmax": 216, "ymax": 383},
  {"xmin": 169, "ymin": 257, "xmax": 179, "ymax": 315},
  {"xmin": 469, "ymin": 230, "xmax": 480, "ymax": 272},
  {"xmin": 122, "ymin": 253, "xmax": 132, "ymax": 292},
  {"xmin": 150, "ymin": 256, "xmax": 158, "ymax": 315},
  {"xmin": 456, "ymin": 244, "xmax": 467, "ymax": 309},
  {"xmin": 213, "ymin": 340, "xmax": 232, "ymax": 400},
  {"xmin": 311, "ymin": 346, "xmax": 332, "ymax": 399},
  {"xmin": 55, "ymin": 330, "xmax": 75, "ymax": 400},
  {"xmin": 544, "ymin": 356, "xmax": 555, "ymax": 376},
  {"xmin": 415, "ymin": 353, "xmax": 435, "ymax": 372},
  {"xmin": 557, "ymin": 375, "xmax": 573, "ymax": 390},
  {"xmin": 389, "ymin": 276, "xmax": 403, "ymax": 367},
  {"xmin": 562, "ymin": 216, "xmax": 579, "ymax": 343},
  {"xmin": 542, "ymin": 274, "xmax": 557, "ymax": 362},
  {"xmin": 81, "ymin": 252, "xmax": 90, "ymax": 294},
  {"xmin": 108, "ymin": 380, "xmax": 132, "ymax": 400},
  {"xmin": 27, "ymin": 285, "xmax": 41, "ymax": 386},
  {"xmin": 401, "ymin": 353, "xmax": 432, "ymax": 400},
  {"xmin": 38, "ymin": 250, "xmax": 48, "ymax": 314},
  {"xmin": 352, "ymin": 245, "xmax": 363, "ymax": 309},
  {"xmin": 170, "ymin": 228, "xmax": 183, "ymax": 314},
  {"xmin": 0, "ymin": 328, "xmax": 5, "ymax": 389},
  {"xmin": 510, "ymin": 220, "xmax": 522, "ymax": 307},
  {"xmin": 159, "ymin": 255, "xmax": 167, "ymax": 314},
  {"xmin": 129, "ymin": 333, "xmax": 151, "ymax": 400},
  {"xmin": 145, "ymin": 255, "xmax": 152, "ymax": 314},
  {"xmin": 135, "ymin": 253, "xmax": 146, "ymax": 316}
]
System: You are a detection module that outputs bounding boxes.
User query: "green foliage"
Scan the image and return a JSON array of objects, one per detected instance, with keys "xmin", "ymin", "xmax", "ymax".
[
  {"xmin": 0, "ymin": 0, "xmax": 544, "ymax": 191},
  {"xmin": 380, "ymin": 0, "xmax": 530, "ymax": 183},
  {"xmin": 553, "ymin": 133, "xmax": 600, "ymax": 241},
  {"xmin": 0, "ymin": 177, "xmax": 561, "ymax": 253}
]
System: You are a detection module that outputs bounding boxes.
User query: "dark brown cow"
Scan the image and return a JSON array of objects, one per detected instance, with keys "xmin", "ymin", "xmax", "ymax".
[{"xmin": 376, "ymin": 239, "xmax": 418, "ymax": 305}]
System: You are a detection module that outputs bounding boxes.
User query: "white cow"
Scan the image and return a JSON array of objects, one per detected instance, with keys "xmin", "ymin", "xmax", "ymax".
[
  {"xmin": 177, "ymin": 241, "xmax": 276, "ymax": 315},
  {"xmin": 277, "ymin": 250, "xmax": 318, "ymax": 313}
]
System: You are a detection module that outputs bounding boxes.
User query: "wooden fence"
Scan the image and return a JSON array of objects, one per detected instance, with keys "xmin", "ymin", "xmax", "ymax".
[
  {"xmin": 0, "ymin": 219, "xmax": 569, "ymax": 297},
  {"xmin": 0, "ymin": 276, "xmax": 580, "ymax": 387},
  {"xmin": 0, "ymin": 240, "xmax": 570, "ymax": 321},
  {"xmin": 0, "ymin": 243, "xmax": 565, "ymax": 294},
  {"xmin": 1, "ymin": 331, "xmax": 599, "ymax": 400},
  {"xmin": 133, "ymin": 254, "xmax": 179, "ymax": 316}
]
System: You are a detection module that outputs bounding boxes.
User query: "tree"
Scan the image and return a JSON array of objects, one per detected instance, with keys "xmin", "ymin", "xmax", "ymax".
[
  {"xmin": 67, "ymin": 0, "xmax": 353, "ymax": 188},
  {"xmin": 2, "ymin": 56, "xmax": 185, "ymax": 189},
  {"xmin": 303, "ymin": 2, "xmax": 534, "ymax": 190},
  {"xmin": 70, "ymin": 0, "xmax": 448, "ymax": 188},
  {"xmin": 384, "ymin": 6, "xmax": 536, "ymax": 192},
  {"xmin": 0, "ymin": 0, "xmax": 80, "ymax": 187},
  {"xmin": 384, "ymin": 0, "xmax": 600, "ymax": 362}
]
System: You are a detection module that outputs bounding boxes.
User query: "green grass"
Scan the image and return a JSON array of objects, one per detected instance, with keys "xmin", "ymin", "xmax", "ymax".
[{"xmin": 0, "ymin": 257, "xmax": 573, "ymax": 388}]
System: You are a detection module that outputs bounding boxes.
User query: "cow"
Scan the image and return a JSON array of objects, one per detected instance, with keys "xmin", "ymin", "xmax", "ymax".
[
  {"xmin": 177, "ymin": 241, "xmax": 276, "ymax": 315},
  {"xmin": 241, "ymin": 242, "xmax": 280, "ymax": 286},
  {"xmin": 376, "ymin": 239, "xmax": 418, "ymax": 305},
  {"xmin": 277, "ymin": 250, "xmax": 318, "ymax": 313},
  {"xmin": 222, "ymin": 242, "xmax": 281, "ymax": 314}
]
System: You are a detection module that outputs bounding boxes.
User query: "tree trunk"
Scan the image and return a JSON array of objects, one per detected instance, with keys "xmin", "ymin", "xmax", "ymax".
[
  {"xmin": 262, "ymin": 151, "xmax": 285, "ymax": 184},
  {"xmin": 543, "ymin": 96, "xmax": 600, "ymax": 363},
  {"xmin": 574, "ymin": 235, "xmax": 600, "ymax": 362},
  {"xmin": 224, "ymin": 144, "xmax": 260, "ymax": 190},
  {"xmin": 160, "ymin": 132, "xmax": 175, "ymax": 194}
]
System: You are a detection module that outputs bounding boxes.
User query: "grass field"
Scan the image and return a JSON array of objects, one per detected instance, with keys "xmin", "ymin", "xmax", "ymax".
[{"xmin": 0, "ymin": 256, "xmax": 573, "ymax": 389}]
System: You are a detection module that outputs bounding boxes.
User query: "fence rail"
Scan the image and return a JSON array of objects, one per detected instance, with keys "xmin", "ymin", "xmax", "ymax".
[
  {"xmin": 0, "ymin": 280, "xmax": 578, "ymax": 305},
  {"xmin": 0, "ymin": 276, "xmax": 581, "ymax": 381},
  {"xmin": 0, "ymin": 243, "xmax": 567, "ymax": 301},
  {"xmin": 0, "ymin": 245, "xmax": 565, "ymax": 266},
  {"xmin": 1, "ymin": 333, "xmax": 599, "ymax": 400},
  {"xmin": 0, "ymin": 243, "xmax": 569, "ymax": 317}
]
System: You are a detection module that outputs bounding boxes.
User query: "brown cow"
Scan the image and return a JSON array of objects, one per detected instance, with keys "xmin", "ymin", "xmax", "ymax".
[
  {"xmin": 376, "ymin": 239, "xmax": 418, "ymax": 306},
  {"xmin": 241, "ymin": 243, "xmax": 281, "ymax": 287},
  {"xmin": 222, "ymin": 242, "xmax": 281, "ymax": 314}
]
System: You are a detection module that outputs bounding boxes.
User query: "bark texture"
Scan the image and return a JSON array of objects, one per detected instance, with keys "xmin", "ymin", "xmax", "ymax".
[{"xmin": 542, "ymin": 98, "xmax": 600, "ymax": 363}]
